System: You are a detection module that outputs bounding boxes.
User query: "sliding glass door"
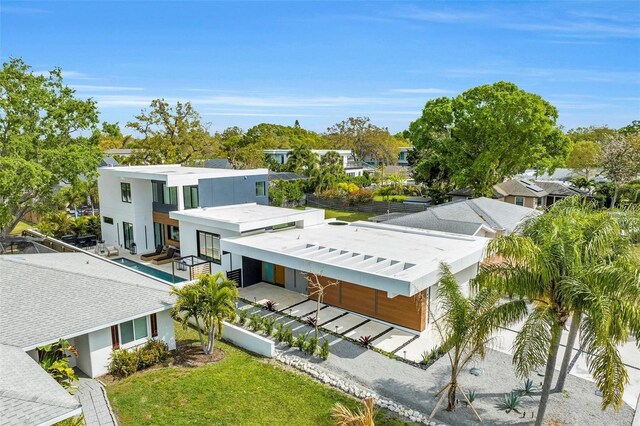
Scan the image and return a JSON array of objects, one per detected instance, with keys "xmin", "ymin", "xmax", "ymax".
[
  {"xmin": 153, "ymin": 222, "xmax": 165, "ymax": 248},
  {"xmin": 123, "ymin": 222, "xmax": 134, "ymax": 250}
]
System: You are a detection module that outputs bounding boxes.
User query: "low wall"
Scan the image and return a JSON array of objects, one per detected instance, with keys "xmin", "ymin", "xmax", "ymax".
[
  {"xmin": 188, "ymin": 318, "xmax": 274, "ymax": 358},
  {"xmin": 305, "ymin": 194, "xmax": 427, "ymax": 215},
  {"xmin": 221, "ymin": 322, "xmax": 275, "ymax": 358}
]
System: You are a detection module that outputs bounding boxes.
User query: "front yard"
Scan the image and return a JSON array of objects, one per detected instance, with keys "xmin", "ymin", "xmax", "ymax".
[
  {"xmin": 106, "ymin": 323, "xmax": 409, "ymax": 426},
  {"xmin": 324, "ymin": 209, "xmax": 375, "ymax": 222}
]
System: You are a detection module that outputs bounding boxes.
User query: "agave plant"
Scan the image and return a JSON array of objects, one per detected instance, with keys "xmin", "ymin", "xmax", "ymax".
[
  {"xmin": 332, "ymin": 397, "xmax": 376, "ymax": 426},
  {"xmin": 263, "ymin": 300, "xmax": 277, "ymax": 312},
  {"xmin": 519, "ymin": 378, "xmax": 538, "ymax": 396},
  {"xmin": 358, "ymin": 335, "xmax": 374, "ymax": 348},
  {"xmin": 502, "ymin": 392, "xmax": 522, "ymax": 413},
  {"xmin": 466, "ymin": 390, "xmax": 476, "ymax": 405}
]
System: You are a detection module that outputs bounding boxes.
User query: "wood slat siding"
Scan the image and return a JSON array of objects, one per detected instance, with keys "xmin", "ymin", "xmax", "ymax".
[
  {"xmin": 152, "ymin": 211, "xmax": 181, "ymax": 248},
  {"xmin": 375, "ymin": 290, "xmax": 426, "ymax": 331},
  {"xmin": 274, "ymin": 265, "xmax": 286, "ymax": 286},
  {"xmin": 340, "ymin": 282, "xmax": 376, "ymax": 317},
  {"xmin": 306, "ymin": 275, "xmax": 428, "ymax": 331},
  {"xmin": 190, "ymin": 262, "xmax": 211, "ymax": 280}
]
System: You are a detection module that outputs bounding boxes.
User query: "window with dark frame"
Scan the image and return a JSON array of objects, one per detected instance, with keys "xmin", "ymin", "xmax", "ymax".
[
  {"xmin": 121, "ymin": 182, "xmax": 132, "ymax": 203},
  {"xmin": 515, "ymin": 196, "xmax": 524, "ymax": 207},
  {"xmin": 168, "ymin": 225, "xmax": 180, "ymax": 241},
  {"xmin": 103, "ymin": 216, "xmax": 114, "ymax": 225},
  {"xmin": 183, "ymin": 185, "xmax": 199, "ymax": 209},
  {"xmin": 163, "ymin": 185, "xmax": 178, "ymax": 205},
  {"xmin": 196, "ymin": 230, "xmax": 221, "ymax": 264},
  {"xmin": 255, "ymin": 181, "xmax": 266, "ymax": 197}
]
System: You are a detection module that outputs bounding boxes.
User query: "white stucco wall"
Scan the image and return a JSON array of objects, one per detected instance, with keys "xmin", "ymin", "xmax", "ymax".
[
  {"xmin": 74, "ymin": 334, "xmax": 92, "ymax": 376},
  {"xmin": 176, "ymin": 220, "xmax": 242, "ymax": 275},
  {"xmin": 221, "ymin": 322, "xmax": 274, "ymax": 358}
]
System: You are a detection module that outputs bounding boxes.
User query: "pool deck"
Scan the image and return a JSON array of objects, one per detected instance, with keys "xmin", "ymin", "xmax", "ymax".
[{"xmin": 111, "ymin": 250, "xmax": 191, "ymax": 283}]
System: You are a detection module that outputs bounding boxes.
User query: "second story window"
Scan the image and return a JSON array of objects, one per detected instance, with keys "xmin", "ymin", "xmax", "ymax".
[
  {"xmin": 163, "ymin": 186, "xmax": 178, "ymax": 205},
  {"xmin": 121, "ymin": 182, "xmax": 132, "ymax": 203},
  {"xmin": 168, "ymin": 225, "xmax": 180, "ymax": 241},
  {"xmin": 184, "ymin": 186, "xmax": 199, "ymax": 209},
  {"xmin": 255, "ymin": 181, "xmax": 266, "ymax": 197}
]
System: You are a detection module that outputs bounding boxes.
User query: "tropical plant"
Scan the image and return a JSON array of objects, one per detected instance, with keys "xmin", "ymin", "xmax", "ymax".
[
  {"xmin": 263, "ymin": 300, "xmax": 277, "ymax": 312},
  {"xmin": 37, "ymin": 339, "xmax": 79, "ymax": 392},
  {"xmin": 332, "ymin": 396, "xmax": 376, "ymax": 426},
  {"xmin": 294, "ymin": 333, "xmax": 307, "ymax": 351},
  {"xmin": 465, "ymin": 390, "xmax": 476, "ymax": 405},
  {"xmin": 283, "ymin": 326, "xmax": 295, "ymax": 346},
  {"xmin": 237, "ymin": 307, "xmax": 249, "ymax": 326},
  {"xmin": 319, "ymin": 339, "xmax": 330, "ymax": 360},
  {"xmin": 305, "ymin": 316, "xmax": 317, "ymax": 328},
  {"xmin": 358, "ymin": 335, "xmax": 374, "ymax": 348},
  {"xmin": 306, "ymin": 336, "xmax": 319, "ymax": 355},
  {"xmin": 475, "ymin": 197, "xmax": 640, "ymax": 425},
  {"xmin": 171, "ymin": 272, "xmax": 239, "ymax": 355},
  {"xmin": 519, "ymin": 378, "xmax": 538, "ymax": 396},
  {"xmin": 263, "ymin": 317, "xmax": 276, "ymax": 337},
  {"xmin": 428, "ymin": 264, "xmax": 528, "ymax": 423},
  {"xmin": 249, "ymin": 313, "xmax": 264, "ymax": 332},
  {"xmin": 274, "ymin": 322, "xmax": 286, "ymax": 342},
  {"xmin": 501, "ymin": 392, "xmax": 522, "ymax": 413}
]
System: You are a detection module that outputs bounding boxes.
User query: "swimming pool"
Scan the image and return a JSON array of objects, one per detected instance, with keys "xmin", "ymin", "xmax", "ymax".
[{"xmin": 113, "ymin": 257, "xmax": 186, "ymax": 283}]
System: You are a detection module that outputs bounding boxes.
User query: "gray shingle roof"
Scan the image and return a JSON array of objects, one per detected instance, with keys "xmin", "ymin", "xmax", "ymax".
[
  {"xmin": 0, "ymin": 344, "xmax": 81, "ymax": 426},
  {"xmin": 533, "ymin": 181, "xmax": 585, "ymax": 197},
  {"xmin": 0, "ymin": 253, "xmax": 175, "ymax": 349},
  {"xmin": 494, "ymin": 179, "xmax": 549, "ymax": 198},
  {"xmin": 385, "ymin": 197, "xmax": 540, "ymax": 235},
  {"xmin": 203, "ymin": 158, "xmax": 234, "ymax": 169}
]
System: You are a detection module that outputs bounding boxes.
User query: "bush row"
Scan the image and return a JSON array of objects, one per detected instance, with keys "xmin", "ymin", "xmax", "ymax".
[{"xmin": 108, "ymin": 339, "xmax": 169, "ymax": 378}]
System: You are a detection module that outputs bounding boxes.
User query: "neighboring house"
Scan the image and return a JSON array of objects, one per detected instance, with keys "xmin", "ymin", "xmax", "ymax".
[
  {"xmin": 201, "ymin": 158, "xmax": 234, "ymax": 170},
  {"xmin": 98, "ymin": 165, "xmax": 488, "ymax": 333},
  {"xmin": 384, "ymin": 197, "xmax": 541, "ymax": 237},
  {"xmin": 0, "ymin": 249, "xmax": 176, "ymax": 424},
  {"xmin": 516, "ymin": 167, "xmax": 608, "ymax": 183},
  {"xmin": 103, "ymin": 148, "xmax": 135, "ymax": 157},
  {"xmin": 364, "ymin": 146, "xmax": 413, "ymax": 166},
  {"xmin": 98, "ymin": 165, "xmax": 269, "ymax": 254},
  {"xmin": 263, "ymin": 149, "xmax": 371, "ymax": 177},
  {"xmin": 268, "ymin": 171, "xmax": 307, "ymax": 182},
  {"xmin": 448, "ymin": 179, "xmax": 548, "ymax": 208},
  {"xmin": 533, "ymin": 181, "xmax": 587, "ymax": 206}
]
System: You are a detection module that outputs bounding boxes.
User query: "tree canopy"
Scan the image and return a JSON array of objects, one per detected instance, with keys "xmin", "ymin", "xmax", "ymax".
[
  {"xmin": 408, "ymin": 81, "xmax": 570, "ymax": 197},
  {"xmin": 126, "ymin": 99, "xmax": 217, "ymax": 165},
  {"xmin": 565, "ymin": 140, "xmax": 602, "ymax": 179},
  {"xmin": 0, "ymin": 58, "xmax": 101, "ymax": 236},
  {"xmin": 599, "ymin": 132, "xmax": 640, "ymax": 206}
]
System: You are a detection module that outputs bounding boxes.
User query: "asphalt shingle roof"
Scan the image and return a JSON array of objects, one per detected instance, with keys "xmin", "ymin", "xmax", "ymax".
[
  {"xmin": 385, "ymin": 197, "xmax": 540, "ymax": 235},
  {"xmin": 494, "ymin": 179, "xmax": 549, "ymax": 198},
  {"xmin": 0, "ymin": 344, "xmax": 81, "ymax": 426},
  {"xmin": 0, "ymin": 253, "xmax": 175, "ymax": 349},
  {"xmin": 534, "ymin": 181, "xmax": 585, "ymax": 197}
]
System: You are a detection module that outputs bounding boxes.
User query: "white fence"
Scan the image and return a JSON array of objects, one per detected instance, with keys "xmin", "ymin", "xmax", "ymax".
[{"xmin": 188, "ymin": 318, "xmax": 274, "ymax": 358}]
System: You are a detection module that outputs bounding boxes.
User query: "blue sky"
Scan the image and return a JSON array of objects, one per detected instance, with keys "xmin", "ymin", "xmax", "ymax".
[{"xmin": 2, "ymin": 1, "xmax": 639, "ymax": 134}]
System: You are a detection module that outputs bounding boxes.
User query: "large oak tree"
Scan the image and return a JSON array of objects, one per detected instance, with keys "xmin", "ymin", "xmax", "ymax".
[
  {"xmin": 408, "ymin": 82, "xmax": 570, "ymax": 197},
  {"xmin": 0, "ymin": 58, "xmax": 101, "ymax": 237}
]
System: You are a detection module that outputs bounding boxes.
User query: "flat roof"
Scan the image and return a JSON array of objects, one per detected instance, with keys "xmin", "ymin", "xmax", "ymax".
[
  {"xmin": 0, "ymin": 253, "xmax": 175, "ymax": 350},
  {"xmin": 170, "ymin": 204, "xmax": 324, "ymax": 232},
  {"xmin": 100, "ymin": 164, "xmax": 267, "ymax": 185},
  {"xmin": 222, "ymin": 221, "xmax": 488, "ymax": 296}
]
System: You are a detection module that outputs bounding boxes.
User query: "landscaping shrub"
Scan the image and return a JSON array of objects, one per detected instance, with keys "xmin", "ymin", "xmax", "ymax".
[
  {"xmin": 294, "ymin": 333, "xmax": 307, "ymax": 351},
  {"xmin": 319, "ymin": 339, "xmax": 330, "ymax": 360},
  {"xmin": 238, "ymin": 308, "xmax": 249, "ymax": 326},
  {"xmin": 249, "ymin": 313, "xmax": 263, "ymax": 332},
  {"xmin": 305, "ymin": 336, "xmax": 318, "ymax": 355},
  {"xmin": 283, "ymin": 326, "xmax": 294, "ymax": 346},
  {"xmin": 501, "ymin": 392, "xmax": 522, "ymax": 413},
  {"xmin": 263, "ymin": 317, "xmax": 276, "ymax": 337},
  {"xmin": 466, "ymin": 390, "xmax": 476, "ymax": 405},
  {"xmin": 108, "ymin": 349, "xmax": 139, "ymax": 377},
  {"xmin": 519, "ymin": 378, "xmax": 538, "ymax": 396},
  {"xmin": 137, "ymin": 339, "xmax": 169, "ymax": 369},
  {"xmin": 274, "ymin": 323, "xmax": 285, "ymax": 342}
]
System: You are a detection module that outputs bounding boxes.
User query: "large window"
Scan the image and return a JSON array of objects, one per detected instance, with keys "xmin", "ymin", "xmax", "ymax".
[
  {"xmin": 515, "ymin": 196, "xmax": 524, "ymax": 207},
  {"xmin": 168, "ymin": 225, "xmax": 180, "ymax": 241},
  {"xmin": 119, "ymin": 317, "xmax": 148, "ymax": 345},
  {"xmin": 153, "ymin": 222, "xmax": 166, "ymax": 247},
  {"xmin": 163, "ymin": 186, "xmax": 178, "ymax": 205},
  {"xmin": 121, "ymin": 182, "xmax": 132, "ymax": 203},
  {"xmin": 197, "ymin": 230, "xmax": 221, "ymax": 264},
  {"xmin": 255, "ymin": 181, "xmax": 266, "ymax": 197},
  {"xmin": 183, "ymin": 186, "xmax": 199, "ymax": 209},
  {"xmin": 123, "ymin": 221, "xmax": 134, "ymax": 249}
]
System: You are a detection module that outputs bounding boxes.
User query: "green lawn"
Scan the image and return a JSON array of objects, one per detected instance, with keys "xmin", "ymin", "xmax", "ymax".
[
  {"xmin": 372, "ymin": 195, "xmax": 408, "ymax": 202},
  {"xmin": 106, "ymin": 324, "xmax": 410, "ymax": 426},
  {"xmin": 633, "ymin": 244, "xmax": 640, "ymax": 261},
  {"xmin": 324, "ymin": 209, "xmax": 376, "ymax": 222},
  {"xmin": 10, "ymin": 221, "xmax": 35, "ymax": 235}
]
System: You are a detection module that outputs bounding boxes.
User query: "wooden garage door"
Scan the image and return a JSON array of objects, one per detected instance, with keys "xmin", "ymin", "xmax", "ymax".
[
  {"xmin": 274, "ymin": 265, "xmax": 285, "ymax": 286},
  {"xmin": 340, "ymin": 282, "xmax": 376, "ymax": 317},
  {"xmin": 375, "ymin": 290, "xmax": 426, "ymax": 331},
  {"xmin": 308, "ymin": 276, "xmax": 340, "ymax": 306}
]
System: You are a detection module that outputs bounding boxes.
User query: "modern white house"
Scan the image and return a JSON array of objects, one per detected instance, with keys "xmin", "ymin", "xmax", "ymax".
[
  {"xmin": 98, "ymin": 165, "xmax": 488, "ymax": 333},
  {"xmin": 263, "ymin": 149, "xmax": 370, "ymax": 177}
]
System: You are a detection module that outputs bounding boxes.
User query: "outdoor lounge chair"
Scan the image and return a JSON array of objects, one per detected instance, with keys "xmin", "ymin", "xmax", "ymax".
[
  {"xmin": 152, "ymin": 247, "xmax": 178, "ymax": 265},
  {"xmin": 106, "ymin": 246, "xmax": 120, "ymax": 257},
  {"xmin": 140, "ymin": 245, "xmax": 166, "ymax": 261}
]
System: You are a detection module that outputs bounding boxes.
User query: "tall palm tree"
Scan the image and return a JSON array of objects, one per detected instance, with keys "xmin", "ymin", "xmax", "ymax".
[
  {"xmin": 475, "ymin": 198, "xmax": 640, "ymax": 426},
  {"xmin": 429, "ymin": 264, "xmax": 528, "ymax": 422},
  {"xmin": 171, "ymin": 272, "xmax": 239, "ymax": 354}
]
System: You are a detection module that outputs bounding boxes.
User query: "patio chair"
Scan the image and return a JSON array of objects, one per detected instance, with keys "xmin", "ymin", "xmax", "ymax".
[
  {"xmin": 140, "ymin": 245, "xmax": 166, "ymax": 261},
  {"xmin": 106, "ymin": 246, "xmax": 120, "ymax": 257},
  {"xmin": 152, "ymin": 247, "xmax": 178, "ymax": 265}
]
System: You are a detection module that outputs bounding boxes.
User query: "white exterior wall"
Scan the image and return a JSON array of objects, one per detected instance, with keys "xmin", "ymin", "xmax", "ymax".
[
  {"xmin": 74, "ymin": 334, "xmax": 92, "ymax": 377},
  {"xmin": 98, "ymin": 171, "xmax": 155, "ymax": 252},
  {"xmin": 177, "ymin": 220, "xmax": 242, "ymax": 275},
  {"xmin": 156, "ymin": 309, "xmax": 177, "ymax": 351}
]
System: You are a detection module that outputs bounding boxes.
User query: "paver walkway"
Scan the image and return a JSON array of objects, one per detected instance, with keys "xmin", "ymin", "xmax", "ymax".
[{"xmin": 76, "ymin": 374, "xmax": 117, "ymax": 426}]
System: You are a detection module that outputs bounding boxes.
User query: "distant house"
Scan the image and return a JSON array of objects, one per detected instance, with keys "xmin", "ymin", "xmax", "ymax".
[
  {"xmin": 263, "ymin": 149, "xmax": 372, "ymax": 177},
  {"xmin": 533, "ymin": 181, "xmax": 587, "ymax": 206},
  {"xmin": 448, "ymin": 179, "xmax": 551, "ymax": 208},
  {"xmin": 268, "ymin": 171, "xmax": 307, "ymax": 182},
  {"xmin": 385, "ymin": 197, "xmax": 540, "ymax": 237},
  {"xmin": 0, "ymin": 249, "xmax": 176, "ymax": 424}
]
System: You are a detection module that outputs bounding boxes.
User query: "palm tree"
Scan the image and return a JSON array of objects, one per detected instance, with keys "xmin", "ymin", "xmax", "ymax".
[
  {"xmin": 171, "ymin": 272, "xmax": 239, "ymax": 354},
  {"xmin": 429, "ymin": 264, "xmax": 528, "ymax": 422},
  {"xmin": 475, "ymin": 198, "xmax": 640, "ymax": 425}
]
